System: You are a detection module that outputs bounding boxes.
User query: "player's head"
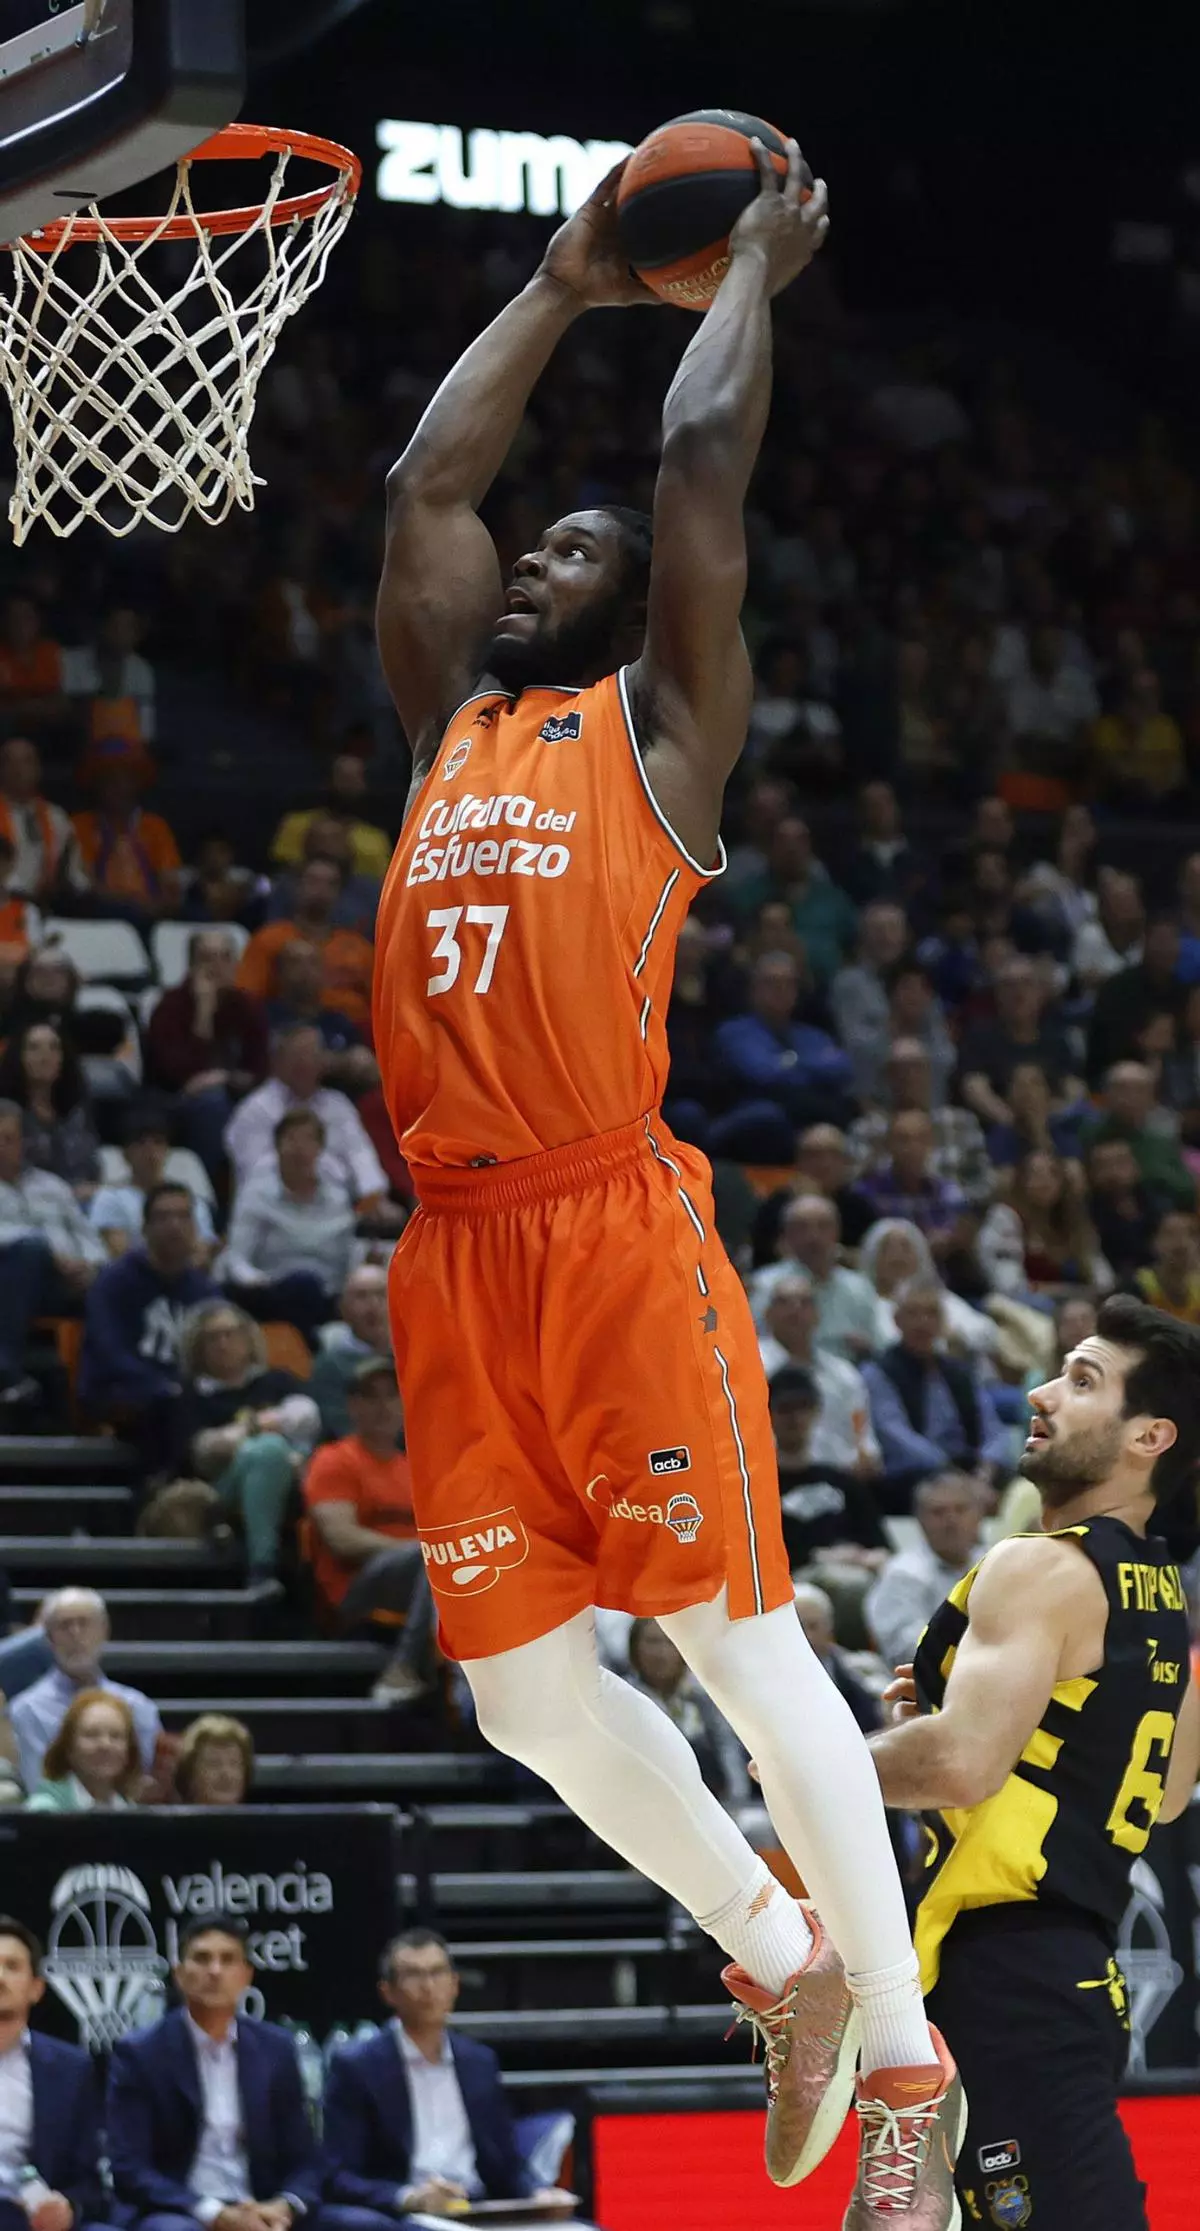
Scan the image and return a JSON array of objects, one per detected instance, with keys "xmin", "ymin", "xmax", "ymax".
[
  {"xmin": 487, "ymin": 506, "xmax": 652, "ymax": 690},
  {"xmin": 1021, "ymin": 1293, "xmax": 1200, "ymax": 1512}
]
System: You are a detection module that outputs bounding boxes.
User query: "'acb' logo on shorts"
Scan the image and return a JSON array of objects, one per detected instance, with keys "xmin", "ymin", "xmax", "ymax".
[{"xmin": 420, "ymin": 1507, "xmax": 530, "ymax": 1595}]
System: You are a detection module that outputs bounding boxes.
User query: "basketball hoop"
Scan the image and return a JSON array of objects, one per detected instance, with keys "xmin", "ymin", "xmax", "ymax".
[{"xmin": 0, "ymin": 123, "xmax": 361, "ymax": 543}]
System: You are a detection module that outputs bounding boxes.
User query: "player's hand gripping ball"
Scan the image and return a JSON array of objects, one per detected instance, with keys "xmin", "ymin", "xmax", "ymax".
[{"xmin": 616, "ymin": 108, "xmax": 821, "ymax": 308}]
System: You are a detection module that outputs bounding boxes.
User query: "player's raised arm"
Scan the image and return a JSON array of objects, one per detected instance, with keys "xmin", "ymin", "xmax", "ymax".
[
  {"xmin": 868, "ymin": 1535, "xmax": 1105, "ymax": 1812},
  {"xmin": 629, "ymin": 142, "xmax": 828, "ymax": 864},
  {"xmin": 378, "ymin": 164, "xmax": 657, "ymax": 787}
]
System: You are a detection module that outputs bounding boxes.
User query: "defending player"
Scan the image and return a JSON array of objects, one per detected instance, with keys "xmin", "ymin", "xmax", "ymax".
[
  {"xmin": 871, "ymin": 1294, "xmax": 1200, "ymax": 2230},
  {"xmin": 374, "ymin": 146, "xmax": 963, "ymax": 2223}
]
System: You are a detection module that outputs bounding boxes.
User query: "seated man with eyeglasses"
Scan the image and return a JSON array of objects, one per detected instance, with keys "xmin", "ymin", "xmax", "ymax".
[{"xmin": 322, "ymin": 1931, "xmax": 570, "ymax": 2222}]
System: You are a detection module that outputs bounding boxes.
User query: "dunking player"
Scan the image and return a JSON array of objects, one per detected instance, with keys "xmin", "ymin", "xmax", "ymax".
[
  {"xmin": 373, "ymin": 145, "xmax": 963, "ymax": 2222},
  {"xmin": 872, "ymin": 1295, "xmax": 1200, "ymax": 2229}
]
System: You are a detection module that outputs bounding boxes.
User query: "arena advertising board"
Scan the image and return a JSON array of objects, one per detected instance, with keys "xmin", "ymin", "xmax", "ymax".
[
  {"xmin": 376, "ymin": 121, "xmax": 634, "ymax": 217},
  {"xmin": 591, "ymin": 2097, "xmax": 1200, "ymax": 2231},
  {"xmin": 0, "ymin": 1807, "xmax": 402, "ymax": 2050}
]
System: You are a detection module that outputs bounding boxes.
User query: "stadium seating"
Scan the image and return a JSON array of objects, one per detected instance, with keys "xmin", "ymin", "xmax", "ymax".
[
  {"xmin": 41, "ymin": 917, "xmax": 151, "ymax": 984},
  {"xmin": 0, "ymin": 1410, "xmax": 744, "ymax": 2073}
]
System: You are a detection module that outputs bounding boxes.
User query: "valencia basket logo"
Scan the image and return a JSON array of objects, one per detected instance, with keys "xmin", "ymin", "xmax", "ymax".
[{"xmin": 43, "ymin": 1865, "xmax": 168, "ymax": 2050}]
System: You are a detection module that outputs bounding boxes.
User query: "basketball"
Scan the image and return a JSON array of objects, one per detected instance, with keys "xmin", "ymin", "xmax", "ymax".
[{"xmin": 616, "ymin": 109, "xmax": 811, "ymax": 310}]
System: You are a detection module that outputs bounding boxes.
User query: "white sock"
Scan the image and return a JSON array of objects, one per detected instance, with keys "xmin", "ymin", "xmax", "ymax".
[
  {"xmin": 851, "ymin": 1954, "xmax": 936, "ymax": 2073},
  {"xmin": 698, "ymin": 1862, "xmax": 814, "ymax": 1997}
]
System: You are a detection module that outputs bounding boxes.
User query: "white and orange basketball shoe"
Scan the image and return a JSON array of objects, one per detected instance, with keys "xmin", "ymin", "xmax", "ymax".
[{"xmin": 723, "ymin": 1904, "xmax": 861, "ymax": 2186}]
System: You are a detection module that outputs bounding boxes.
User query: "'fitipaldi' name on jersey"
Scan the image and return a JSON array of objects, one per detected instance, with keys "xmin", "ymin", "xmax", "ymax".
[{"xmin": 373, "ymin": 667, "xmax": 722, "ymax": 1171}]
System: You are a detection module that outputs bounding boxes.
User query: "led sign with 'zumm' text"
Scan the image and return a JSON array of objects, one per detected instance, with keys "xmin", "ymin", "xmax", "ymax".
[{"xmin": 376, "ymin": 121, "xmax": 634, "ymax": 217}]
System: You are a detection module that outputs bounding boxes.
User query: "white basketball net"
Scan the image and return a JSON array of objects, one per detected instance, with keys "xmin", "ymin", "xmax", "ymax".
[{"xmin": 0, "ymin": 143, "xmax": 356, "ymax": 543}]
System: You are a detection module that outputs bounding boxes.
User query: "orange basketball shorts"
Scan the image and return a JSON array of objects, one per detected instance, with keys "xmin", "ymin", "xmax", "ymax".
[{"xmin": 388, "ymin": 1113, "xmax": 791, "ymax": 1661}]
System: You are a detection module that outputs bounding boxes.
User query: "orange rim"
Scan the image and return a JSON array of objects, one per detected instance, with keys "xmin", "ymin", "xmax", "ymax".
[{"xmin": 13, "ymin": 122, "xmax": 362, "ymax": 250}]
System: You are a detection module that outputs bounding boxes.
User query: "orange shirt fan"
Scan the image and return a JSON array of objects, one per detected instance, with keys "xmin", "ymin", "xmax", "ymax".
[{"xmin": 0, "ymin": 122, "xmax": 360, "ymax": 543}]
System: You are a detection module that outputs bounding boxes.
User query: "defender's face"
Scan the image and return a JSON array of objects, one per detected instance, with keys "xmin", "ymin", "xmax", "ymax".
[
  {"xmin": 489, "ymin": 512, "xmax": 631, "ymax": 685},
  {"xmin": 1021, "ymin": 1337, "xmax": 1132, "ymax": 1502}
]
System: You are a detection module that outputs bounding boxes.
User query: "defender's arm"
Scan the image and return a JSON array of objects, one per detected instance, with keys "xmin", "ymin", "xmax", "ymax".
[
  {"xmin": 629, "ymin": 143, "xmax": 828, "ymax": 865},
  {"xmin": 869, "ymin": 1535, "xmax": 1105, "ymax": 1812},
  {"xmin": 379, "ymin": 165, "xmax": 656, "ymax": 791}
]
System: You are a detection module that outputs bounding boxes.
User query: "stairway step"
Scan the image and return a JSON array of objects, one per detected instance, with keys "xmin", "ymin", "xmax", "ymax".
[
  {"xmin": 455, "ymin": 2004, "xmax": 725, "ymax": 2043},
  {"xmin": 0, "ymin": 1485, "xmax": 133, "ymax": 1534},
  {"xmin": 105, "ymin": 1641, "xmax": 386, "ymax": 1697},
  {"xmin": 0, "ymin": 1538, "xmax": 239, "ymax": 1583},
  {"xmin": 403, "ymin": 1869, "xmax": 663, "ymax": 1914},
  {"xmin": 12, "ymin": 1584, "xmax": 278, "ymax": 1640},
  {"xmin": 449, "ymin": 1935, "xmax": 667, "ymax": 1959},
  {"xmin": 156, "ymin": 1695, "xmax": 429, "ymax": 1749},
  {"xmin": 0, "ymin": 1436, "xmax": 137, "ymax": 1483},
  {"xmin": 252, "ymin": 1752, "xmax": 514, "ymax": 1800}
]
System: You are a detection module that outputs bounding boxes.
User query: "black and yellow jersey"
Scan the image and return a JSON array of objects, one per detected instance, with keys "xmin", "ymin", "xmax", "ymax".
[{"xmin": 912, "ymin": 1516, "xmax": 1188, "ymax": 1992}]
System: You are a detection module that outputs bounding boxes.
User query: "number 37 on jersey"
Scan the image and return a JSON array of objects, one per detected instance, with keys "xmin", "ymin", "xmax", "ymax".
[{"xmin": 425, "ymin": 904, "xmax": 510, "ymax": 997}]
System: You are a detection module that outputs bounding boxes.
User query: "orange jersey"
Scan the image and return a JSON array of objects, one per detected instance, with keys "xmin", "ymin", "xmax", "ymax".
[{"xmin": 373, "ymin": 668, "xmax": 720, "ymax": 1167}]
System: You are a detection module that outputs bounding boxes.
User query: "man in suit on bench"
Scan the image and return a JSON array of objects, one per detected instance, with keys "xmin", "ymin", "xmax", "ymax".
[
  {"xmin": 0, "ymin": 1915, "xmax": 108, "ymax": 2231},
  {"xmin": 106, "ymin": 1914, "xmax": 328, "ymax": 2231},
  {"xmin": 323, "ymin": 1930, "xmax": 565, "ymax": 2223}
]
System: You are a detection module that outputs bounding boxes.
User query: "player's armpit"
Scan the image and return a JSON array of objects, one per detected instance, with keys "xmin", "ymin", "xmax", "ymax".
[
  {"xmin": 871, "ymin": 1536, "xmax": 1105, "ymax": 1812},
  {"xmin": 1158, "ymin": 1677, "xmax": 1200, "ymax": 1823}
]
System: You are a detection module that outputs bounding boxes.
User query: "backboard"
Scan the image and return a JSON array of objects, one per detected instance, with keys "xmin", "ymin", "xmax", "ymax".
[{"xmin": 0, "ymin": 0, "xmax": 245, "ymax": 245}]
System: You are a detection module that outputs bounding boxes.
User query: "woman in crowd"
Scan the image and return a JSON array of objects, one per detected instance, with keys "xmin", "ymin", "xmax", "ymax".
[
  {"xmin": 3, "ymin": 946, "xmax": 140, "ymax": 1113},
  {"xmin": 0, "ymin": 1018, "xmax": 100, "ymax": 1193},
  {"xmin": 174, "ymin": 1711, "xmax": 254, "ymax": 1805},
  {"xmin": 25, "ymin": 1689, "xmax": 143, "ymax": 1811},
  {"xmin": 173, "ymin": 1301, "xmax": 320, "ymax": 1581},
  {"xmin": 0, "ymin": 946, "xmax": 81, "ymax": 1044},
  {"xmin": 859, "ymin": 1216, "xmax": 998, "ymax": 1361},
  {"xmin": 978, "ymin": 1148, "xmax": 1112, "ymax": 1299},
  {"xmin": 625, "ymin": 1620, "xmax": 750, "ymax": 1810}
]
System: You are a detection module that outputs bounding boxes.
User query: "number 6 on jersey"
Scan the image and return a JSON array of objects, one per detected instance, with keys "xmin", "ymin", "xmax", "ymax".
[{"xmin": 426, "ymin": 905, "xmax": 510, "ymax": 997}]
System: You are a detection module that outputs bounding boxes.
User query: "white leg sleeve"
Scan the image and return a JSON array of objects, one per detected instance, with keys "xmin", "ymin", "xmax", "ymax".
[
  {"xmin": 462, "ymin": 1608, "xmax": 767, "ymax": 1919},
  {"xmin": 659, "ymin": 1588, "xmax": 921, "ymax": 1982}
]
